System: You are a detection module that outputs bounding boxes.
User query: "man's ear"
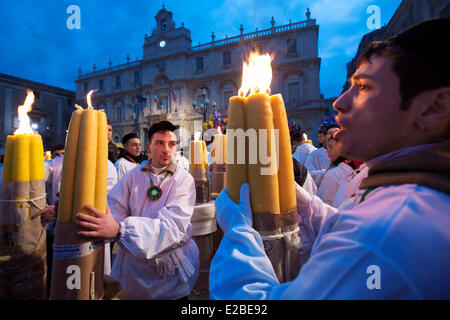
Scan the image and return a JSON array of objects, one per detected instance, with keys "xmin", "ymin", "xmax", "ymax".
[
  {"xmin": 145, "ymin": 141, "xmax": 151, "ymax": 153},
  {"xmin": 413, "ymin": 87, "xmax": 450, "ymax": 131}
]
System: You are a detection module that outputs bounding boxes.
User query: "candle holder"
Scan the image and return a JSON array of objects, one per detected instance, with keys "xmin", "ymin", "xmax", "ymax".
[
  {"xmin": 210, "ymin": 163, "xmax": 226, "ymax": 197},
  {"xmin": 190, "ymin": 168, "xmax": 210, "ymax": 204}
]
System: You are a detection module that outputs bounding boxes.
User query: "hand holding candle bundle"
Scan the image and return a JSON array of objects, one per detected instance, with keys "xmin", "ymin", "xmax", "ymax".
[
  {"xmin": 226, "ymin": 52, "xmax": 297, "ymax": 226},
  {"xmin": 50, "ymin": 90, "xmax": 109, "ymax": 300},
  {"xmin": 224, "ymin": 52, "xmax": 300, "ymax": 282}
]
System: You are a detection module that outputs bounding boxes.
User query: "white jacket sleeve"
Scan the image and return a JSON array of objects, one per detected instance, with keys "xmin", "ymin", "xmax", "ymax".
[
  {"xmin": 108, "ymin": 171, "xmax": 196, "ymax": 260},
  {"xmin": 210, "ymin": 206, "xmax": 417, "ymax": 299},
  {"xmin": 295, "ymin": 183, "xmax": 337, "ymax": 265}
]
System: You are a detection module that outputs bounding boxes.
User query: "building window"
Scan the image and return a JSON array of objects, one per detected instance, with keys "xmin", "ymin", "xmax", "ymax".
[
  {"xmin": 83, "ymin": 83, "xmax": 88, "ymax": 93},
  {"xmin": 288, "ymin": 82, "xmax": 301, "ymax": 103},
  {"xmin": 134, "ymin": 71, "xmax": 140, "ymax": 83},
  {"xmin": 160, "ymin": 96, "xmax": 168, "ymax": 113},
  {"xmin": 115, "ymin": 75, "xmax": 121, "ymax": 87},
  {"xmin": 224, "ymin": 91, "xmax": 234, "ymax": 108},
  {"xmin": 223, "ymin": 52, "xmax": 231, "ymax": 65},
  {"xmin": 196, "ymin": 57, "xmax": 204, "ymax": 71},
  {"xmin": 161, "ymin": 19, "xmax": 167, "ymax": 31},
  {"xmin": 99, "ymin": 79, "xmax": 104, "ymax": 90},
  {"xmin": 116, "ymin": 106, "xmax": 123, "ymax": 120},
  {"xmin": 287, "ymin": 38, "xmax": 297, "ymax": 53}
]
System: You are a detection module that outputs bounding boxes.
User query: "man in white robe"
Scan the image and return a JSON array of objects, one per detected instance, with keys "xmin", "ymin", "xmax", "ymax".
[
  {"xmin": 75, "ymin": 121, "xmax": 199, "ymax": 299},
  {"xmin": 292, "ymin": 131, "xmax": 316, "ymax": 165}
]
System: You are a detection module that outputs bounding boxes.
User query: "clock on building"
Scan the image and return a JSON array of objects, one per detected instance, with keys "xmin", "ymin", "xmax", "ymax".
[{"xmin": 159, "ymin": 40, "xmax": 166, "ymax": 48}]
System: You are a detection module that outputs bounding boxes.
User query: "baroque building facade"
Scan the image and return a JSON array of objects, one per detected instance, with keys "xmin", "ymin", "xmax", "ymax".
[
  {"xmin": 343, "ymin": 0, "xmax": 450, "ymax": 93},
  {"xmin": 0, "ymin": 73, "xmax": 75, "ymax": 153},
  {"xmin": 76, "ymin": 6, "xmax": 330, "ymax": 146}
]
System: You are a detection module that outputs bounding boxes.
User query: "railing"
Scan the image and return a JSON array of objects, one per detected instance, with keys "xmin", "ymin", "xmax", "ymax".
[
  {"xmin": 78, "ymin": 60, "xmax": 141, "ymax": 79},
  {"xmin": 191, "ymin": 19, "xmax": 315, "ymax": 52},
  {"xmin": 78, "ymin": 19, "xmax": 315, "ymax": 78}
]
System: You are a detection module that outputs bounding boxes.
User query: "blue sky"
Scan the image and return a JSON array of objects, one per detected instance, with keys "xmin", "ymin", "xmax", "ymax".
[{"xmin": 0, "ymin": 0, "xmax": 401, "ymax": 98}]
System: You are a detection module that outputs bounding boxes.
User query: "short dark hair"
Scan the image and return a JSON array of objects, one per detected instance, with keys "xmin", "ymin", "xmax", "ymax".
[
  {"xmin": 122, "ymin": 133, "xmax": 139, "ymax": 145},
  {"xmin": 291, "ymin": 131, "xmax": 304, "ymax": 142},
  {"xmin": 148, "ymin": 121, "xmax": 178, "ymax": 142},
  {"xmin": 358, "ymin": 18, "xmax": 450, "ymax": 111},
  {"xmin": 50, "ymin": 144, "xmax": 65, "ymax": 153}
]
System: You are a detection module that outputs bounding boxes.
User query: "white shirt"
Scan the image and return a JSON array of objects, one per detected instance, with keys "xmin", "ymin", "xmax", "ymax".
[
  {"xmin": 305, "ymin": 147, "xmax": 330, "ymax": 172},
  {"xmin": 108, "ymin": 161, "xmax": 199, "ymax": 299},
  {"xmin": 44, "ymin": 156, "xmax": 64, "ymax": 204},
  {"xmin": 174, "ymin": 151, "xmax": 189, "ymax": 171},
  {"xmin": 209, "ymin": 144, "xmax": 450, "ymax": 299},
  {"xmin": 106, "ymin": 160, "xmax": 118, "ymax": 193},
  {"xmin": 293, "ymin": 143, "xmax": 317, "ymax": 166},
  {"xmin": 332, "ymin": 164, "xmax": 369, "ymax": 208},
  {"xmin": 317, "ymin": 162, "xmax": 354, "ymax": 205},
  {"xmin": 115, "ymin": 157, "xmax": 138, "ymax": 181}
]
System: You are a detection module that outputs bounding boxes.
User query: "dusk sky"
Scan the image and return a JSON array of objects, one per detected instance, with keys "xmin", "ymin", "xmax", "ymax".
[{"xmin": 0, "ymin": 0, "xmax": 401, "ymax": 99}]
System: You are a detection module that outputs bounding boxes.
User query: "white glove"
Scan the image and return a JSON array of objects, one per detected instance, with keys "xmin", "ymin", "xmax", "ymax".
[{"xmin": 216, "ymin": 183, "xmax": 252, "ymax": 233}]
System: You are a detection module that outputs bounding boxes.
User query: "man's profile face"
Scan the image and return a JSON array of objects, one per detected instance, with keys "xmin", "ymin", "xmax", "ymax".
[
  {"xmin": 123, "ymin": 138, "xmax": 141, "ymax": 157},
  {"xmin": 107, "ymin": 125, "xmax": 113, "ymax": 142},
  {"xmin": 333, "ymin": 56, "xmax": 407, "ymax": 161},
  {"xmin": 146, "ymin": 131, "xmax": 177, "ymax": 168},
  {"xmin": 318, "ymin": 132, "xmax": 326, "ymax": 145}
]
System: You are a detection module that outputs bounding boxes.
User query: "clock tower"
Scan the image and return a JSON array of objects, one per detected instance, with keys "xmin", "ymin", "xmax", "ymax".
[{"xmin": 143, "ymin": 5, "xmax": 192, "ymax": 61}]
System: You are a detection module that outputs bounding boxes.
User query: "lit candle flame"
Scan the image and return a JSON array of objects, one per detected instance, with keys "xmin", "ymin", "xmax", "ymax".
[
  {"xmin": 239, "ymin": 51, "xmax": 272, "ymax": 97},
  {"xmin": 303, "ymin": 133, "xmax": 308, "ymax": 141},
  {"xmin": 87, "ymin": 89, "xmax": 97, "ymax": 110},
  {"xmin": 194, "ymin": 132, "xmax": 201, "ymax": 141},
  {"xmin": 217, "ymin": 126, "xmax": 222, "ymax": 135},
  {"xmin": 14, "ymin": 90, "xmax": 35, "ymax": 135}
]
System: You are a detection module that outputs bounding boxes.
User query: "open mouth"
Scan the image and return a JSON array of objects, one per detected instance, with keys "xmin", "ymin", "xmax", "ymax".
[{"xmin": 334, "ymin": 116, "xmax": 347, "ymax": 139}]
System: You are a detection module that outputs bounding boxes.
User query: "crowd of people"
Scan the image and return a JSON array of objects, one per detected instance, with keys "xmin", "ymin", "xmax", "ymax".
[{"xmin": 27, "ymin": 18, "xmax": 449, "ymax": 300}]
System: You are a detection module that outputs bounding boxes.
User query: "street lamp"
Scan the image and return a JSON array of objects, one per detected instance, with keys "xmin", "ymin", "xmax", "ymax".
[{"xmin": 192, "ymin": 88, "xmax": 216, "ymax": 138}]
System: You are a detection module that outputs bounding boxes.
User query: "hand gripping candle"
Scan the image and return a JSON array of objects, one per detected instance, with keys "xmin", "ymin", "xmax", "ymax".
[
  {"xmin": 0, "ymin": 90, "xmax": 47, "ymax": 299},
  {"xmin": 225, "ymin": 52, "xmax": 299, "ymax": 282},
  {"xmin": 50, "ymin": 90, "xmax": 108, "ymax": 300}
]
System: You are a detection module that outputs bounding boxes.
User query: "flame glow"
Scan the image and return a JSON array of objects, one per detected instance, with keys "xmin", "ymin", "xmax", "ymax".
[
  {"xmin": 303, "ymin": 133, "xmax": 308, "ymax": 141},
  {"xmin": 217, "ymin": 126, "xmax": 222, "ymax": 135},
  {"xmin": 87, "ymin": 89, "xmax": 97, "ymax": 110},
  {"xmin": 194, "ymin": 132, "xmax": 201, "ymax": 141},
  {"xmin": 14, "ymin": 90, "xmax": 35, "ymax": 135},
  {"xmin": 239, "ymin": 51, "xmax": 272, "ymax": 97}
]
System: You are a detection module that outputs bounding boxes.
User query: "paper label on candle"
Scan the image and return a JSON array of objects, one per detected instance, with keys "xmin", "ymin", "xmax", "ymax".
[{"xmin": 53, "ymin": 240, "xmax": 103, "ymax": 259}]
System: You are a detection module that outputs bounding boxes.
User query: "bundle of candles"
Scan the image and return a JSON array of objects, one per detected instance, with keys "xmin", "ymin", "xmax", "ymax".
[
  {"xmin": 50, "ymin": 90, "xmax": 108, "ymax": 300},
  {"xmin": 225, "ymin": 52, "xmax": 299, "ymax": 281},
  {"xmin": 210, "ymin": 127, "xmax": 227, "ymax": 198},
  {"xmin": 0, "ymin": 90, "xmax": 47, "ymax": 299},
  {"xmin": 189, "ymin": 133, "xmax": 210, "ymax": 203}
]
